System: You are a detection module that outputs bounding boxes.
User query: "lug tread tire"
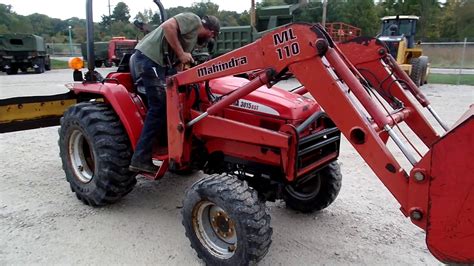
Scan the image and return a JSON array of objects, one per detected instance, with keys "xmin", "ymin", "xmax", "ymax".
[
  {"xmin": 35, "ymin": 58, "xmax": 45, "ymax": 74},
  {"xmin": 182, "ymin": 174, "xmax": 272, "ymax": 265},
  {"xmin": 410, "ymin": 56, "xmax": 429, "ymax": 87},
  {"xmin": 58, "ymin": 102, "xmax": 136, "ymax": 206},
  {"xmin": 285, "ymin": 161, "xmax": 342, "ymax": 213}
]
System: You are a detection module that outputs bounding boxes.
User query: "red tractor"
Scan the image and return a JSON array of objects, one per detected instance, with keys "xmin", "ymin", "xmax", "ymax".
[{"xmin": 0, "ymin": 1, "xmax": 472, "ymax": 265}]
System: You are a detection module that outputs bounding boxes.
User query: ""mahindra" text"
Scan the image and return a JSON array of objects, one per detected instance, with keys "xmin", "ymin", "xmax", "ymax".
[{"xmin": 197, "ymin": 56, "xmax": 248, "ymax": 77}]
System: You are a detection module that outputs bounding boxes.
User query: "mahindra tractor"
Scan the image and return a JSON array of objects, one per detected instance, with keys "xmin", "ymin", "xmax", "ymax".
[{"xmin": 0, "ymin": 1, "xmax": 473, "ymax": 265}]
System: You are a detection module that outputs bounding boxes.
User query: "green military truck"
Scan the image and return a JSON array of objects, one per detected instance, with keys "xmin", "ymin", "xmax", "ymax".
[
  {"xmin": 81, "ymin": 42, "xmax": 111, "ymax": 67},
  {"xmin": 0, "ymin": 33, "xmax": 51, "ymax": 75},
  {"xmin": 81, "ymin": 38, "xmax": 138, "ymax": 68},
  {"xmin": 214, "ymin": 4, "xmax": 300, "ymax": 56}
]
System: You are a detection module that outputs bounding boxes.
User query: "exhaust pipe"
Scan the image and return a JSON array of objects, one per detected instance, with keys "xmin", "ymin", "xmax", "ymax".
[
  {"xmin": 86, "ymin": 0, "xmax": 95, "ymax": 76},
  {"xmin": 153, "ymin": 0, "xmax": 167, "ymax": 23},
  {"xmin": 83, "ymin": 0, "xmax": 103, "ymax": 82}
]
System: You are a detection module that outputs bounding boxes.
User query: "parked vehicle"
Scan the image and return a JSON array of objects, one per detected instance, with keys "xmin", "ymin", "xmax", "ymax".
[
  {"xmin": 81, "ymin": 41, "xmax": 109, "ymax": 67},
  {"xmin": 81, "ymin": 37, "xmax": 137, "ymax": 68},
  {"xmin": 0, "ymin": 33, "xmax": 51, "ymax": 74},
  {"xmin": 377, "ymin": 15, "xmax": 429, "ymax": 86},
  {"xmin": 108, "ymin": 37, "xmax": 138, "ymax": 66}
]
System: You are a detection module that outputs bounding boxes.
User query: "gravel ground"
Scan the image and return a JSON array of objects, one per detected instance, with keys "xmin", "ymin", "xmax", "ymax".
[{"xmin": 1, "ymin": 69, "xmax": 472, "ymax": 265}]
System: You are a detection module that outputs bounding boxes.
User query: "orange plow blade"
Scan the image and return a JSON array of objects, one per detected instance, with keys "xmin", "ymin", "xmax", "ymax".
[{"xmin": 426, "ymin": 105, "xmax": 474, "ymax": 263}]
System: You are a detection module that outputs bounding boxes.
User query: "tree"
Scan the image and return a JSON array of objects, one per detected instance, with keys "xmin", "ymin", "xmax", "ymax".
[
  {"xmin": 456, "ymin": 0, "xmax": 474, "ymax": 39},
  {"xmin": 293, "ymin": 2, "xmax": 321, "ymax": 23},
  {"xmin": 439, "ymin": 0, "xmax": 458, "ymax": 40},
  {"xmin": 191, "ymin": 2, "xmax": 219, "ymax": 17},
  {"xmin": 166, "ymin": 6, "xmax": 191, "ymax": 19},
  {"xmin": 28, "ymin": 13, "xmax": 54, "ymax": 36},
  {"xmin": 260, "ymin": 0, "xmax": 287, "ymax": 7},
  {"xmin": 344, "ymin": 0, "xmax": 378, "ymax": 36},
  {"xmin": 237, "ymin": 10, "xmax": 251, "ymax": 26},
  {"xmin": 111, "ymin": 2, "xmax": 131, "ymax": 23},
  {"xmin": 100, "ymin": 14, "xmax": 112, "ymax": 27},
  {"xmin": 134, "ymin": 9, "xmax": 154, "ymax": 24},
  {"xmin": 0, "ymin": 4, "xmax": 13, "ymax": 26}
]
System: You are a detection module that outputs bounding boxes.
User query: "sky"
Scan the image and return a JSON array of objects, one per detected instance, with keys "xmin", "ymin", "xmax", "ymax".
[{"xmin": 0, "ymin": 0, "xmax": 259, "ymax": 21}]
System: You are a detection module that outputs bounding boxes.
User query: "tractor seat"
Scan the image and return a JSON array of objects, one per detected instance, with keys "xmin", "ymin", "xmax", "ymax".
[{"xmin": 129, "ymin": 53, "xmax": 147, "ymax": 99}]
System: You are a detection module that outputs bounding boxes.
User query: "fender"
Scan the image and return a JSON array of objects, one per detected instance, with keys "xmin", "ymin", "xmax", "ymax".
[{"xmin": 72, "ymin": 82, "xmax": 145, "ymax": 149}]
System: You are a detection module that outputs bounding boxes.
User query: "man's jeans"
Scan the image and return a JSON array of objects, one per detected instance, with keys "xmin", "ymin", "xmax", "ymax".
[{"xmin": 131, "ymin": 51, "xmax": 172, "ymax": 165}]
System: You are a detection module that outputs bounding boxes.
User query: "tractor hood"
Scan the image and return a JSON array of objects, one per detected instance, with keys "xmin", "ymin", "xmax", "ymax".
[{"xmin": 209, "ymin": 76, "xmax": 319, "ymax": 120}]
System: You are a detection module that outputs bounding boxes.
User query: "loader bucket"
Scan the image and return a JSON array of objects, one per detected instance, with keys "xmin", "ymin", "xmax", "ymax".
[{"xmin": 426, "ymin": 105, "xmax": 474, "ymax": 264}]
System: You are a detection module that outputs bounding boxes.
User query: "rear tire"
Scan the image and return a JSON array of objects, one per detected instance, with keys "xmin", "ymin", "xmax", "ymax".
[
  {"xmin": 410, "ymin": 56, "xmax": 428, "ymax": 87},
  {"xmin": 182, "ymin": 174, "xmax": 272, "ymax": 265},
  {"xmin": 6, "ymin": 67, "xmax": 18, "ymax": 75},
  {"xmin": 284, "ymin": 161, "xmax": 342, "ymax": 213},
  {"xmin": 35, "ymin": 58, "xmax": 45, "ymax": 74},
  {"xmin": 104, "ymin": 61, "xmax": 112, "ymax": 68},
  {"xmin": 95, "ymin": 61, "xmax": 103, "ymax": 68},
  {"xmin": 58, "ymin": 102, "xmax": 136, "ymax": 206}
]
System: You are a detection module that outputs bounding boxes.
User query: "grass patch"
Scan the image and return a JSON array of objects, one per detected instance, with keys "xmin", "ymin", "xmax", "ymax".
[
  {"xmin": 428, "ymin": 73, "xmax": 474, "ymax": 86},
  {"xmin": 50, "ymin": 59, "xmax": 69, "ymax": 69}
]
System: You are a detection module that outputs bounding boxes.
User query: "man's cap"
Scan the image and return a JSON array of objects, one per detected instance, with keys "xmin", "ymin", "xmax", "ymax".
[{"xmin": 201, "ymin": 15, "xmax": 220, "ymax": 36}]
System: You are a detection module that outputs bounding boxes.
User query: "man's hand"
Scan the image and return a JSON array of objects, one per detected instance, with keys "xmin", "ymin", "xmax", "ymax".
[{"xmin": 178, "ymin": 52, "xmax": 194, "ymax": 64}]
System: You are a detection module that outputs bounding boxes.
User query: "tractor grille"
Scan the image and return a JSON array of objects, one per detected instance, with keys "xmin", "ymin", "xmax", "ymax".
[
  {"xmin": 297, "ymin": 127, "xmax": 340, "ymax": 170},
  {"xmin": 115, "ymin": 45, "xmax": 135, "ymax": 58}
]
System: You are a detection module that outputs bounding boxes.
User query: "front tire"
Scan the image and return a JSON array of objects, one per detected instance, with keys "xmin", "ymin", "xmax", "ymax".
[
  {"xmin": 410, "ymin": 56, "xmax": 429, "ymax": 86},
  {"xmin": 284, "ymin": 161, "xmax": 342, "ymax": 213},
  {"xmin": 59, "ymin": 102, "xmax": 136, "ymax": 206},
  {"xmin": 182, "ymin": 174, "xmax": 272, "ymax": 265}
]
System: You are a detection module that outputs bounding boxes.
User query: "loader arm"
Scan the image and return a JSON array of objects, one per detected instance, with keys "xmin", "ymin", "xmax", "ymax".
[{"xmin": 167, "ymin": 23, "xmax": 473, "ymax": 263}]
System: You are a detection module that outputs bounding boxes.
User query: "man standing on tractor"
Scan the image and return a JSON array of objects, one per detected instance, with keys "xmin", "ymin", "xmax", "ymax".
[{"xmin": 129, "ymin": 13, "xmax": 220, "ymax": 173}]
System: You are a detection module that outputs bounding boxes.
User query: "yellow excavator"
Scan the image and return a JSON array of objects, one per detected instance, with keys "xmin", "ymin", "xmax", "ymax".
[{"xmin": 377, "ymin": 15, "xmax": 429, "ymax": 86}]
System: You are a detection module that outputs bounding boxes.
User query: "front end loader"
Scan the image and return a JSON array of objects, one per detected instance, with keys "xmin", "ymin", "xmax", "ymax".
[{"xmin": 0, "ymin": 0, "xmax": 472, "ymax": 265}]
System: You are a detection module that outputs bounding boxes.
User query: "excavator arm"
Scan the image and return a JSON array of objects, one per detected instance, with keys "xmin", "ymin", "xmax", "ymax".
[{"xmin": 168, "ymin": 23, "xmax": 473, "ymax": 263}]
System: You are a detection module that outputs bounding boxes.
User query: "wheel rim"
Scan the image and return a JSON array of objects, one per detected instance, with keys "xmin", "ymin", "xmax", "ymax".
[
  {"xmin": 286, "ymin": 172, "xmax": 322, "ymax": 200},
  {"xmin": 192, "ymin": 201, "xmax": 237, "ymax": 259},
  {"xmin": 68, "ymin": 129, "xmax": 95, "ymax": 183}
]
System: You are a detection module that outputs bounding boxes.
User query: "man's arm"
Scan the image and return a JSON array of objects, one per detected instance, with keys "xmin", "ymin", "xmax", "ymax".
[{"xmin": 161, "ymin": 18, "xmax": 194, "ymax": 64}]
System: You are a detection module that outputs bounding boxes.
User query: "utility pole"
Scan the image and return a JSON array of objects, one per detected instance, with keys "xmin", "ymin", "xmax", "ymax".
[
  {"xmin": 322, "ymin": 0, "xmax": 327, "ymax": 27},
  {"xmin": 68, "ymin": 26, "xmax": 73, "ymax": 56},
  {"xmin": 108, "ymin": 0, "xmax": 112, "ymax": 17},
  {"xmin": 250, "ymin": 0, "xmax": 256, "ymax": 28}
]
